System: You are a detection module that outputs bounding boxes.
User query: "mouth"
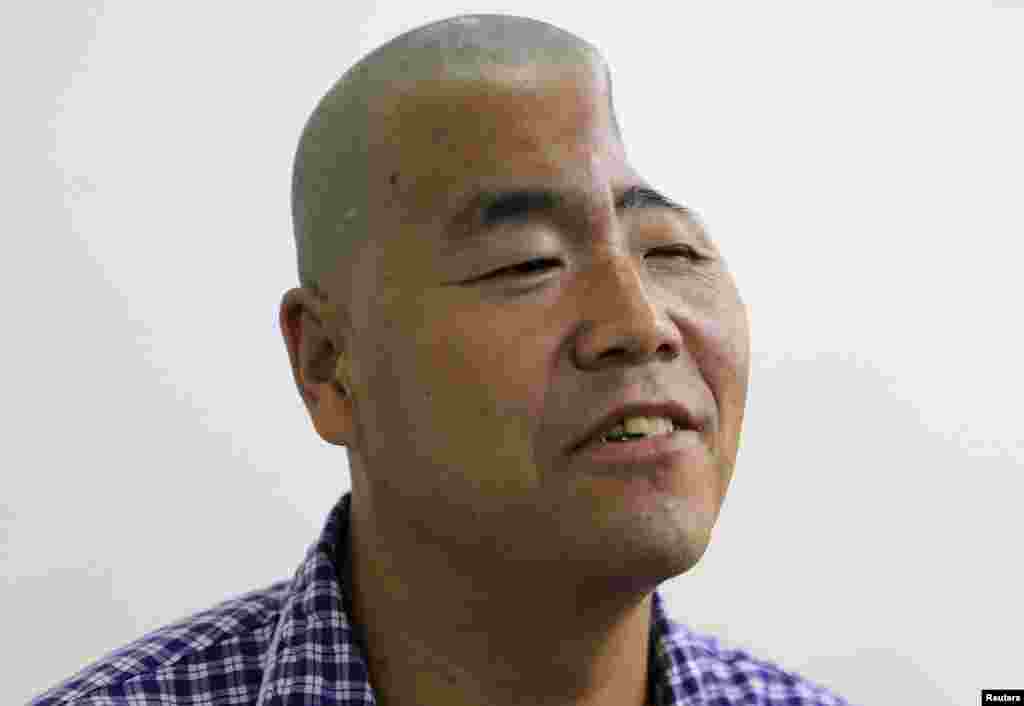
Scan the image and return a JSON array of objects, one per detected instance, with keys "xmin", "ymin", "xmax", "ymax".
[
  {"xmin": 570, "ymin": 402, "xmax": 699, "ymax": 456},
  {"xmin": 579, "ymin": 419, "xmax": 684, "ymax": 448},
  {"xmin": 572, "ymin": 423, "xmax": 702, "ymax": 467}
]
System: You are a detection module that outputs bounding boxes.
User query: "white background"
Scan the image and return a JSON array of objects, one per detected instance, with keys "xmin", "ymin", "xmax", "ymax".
[{"xmin": 4, "ymin": 2, "xmax": 1021, "ymax": 704}]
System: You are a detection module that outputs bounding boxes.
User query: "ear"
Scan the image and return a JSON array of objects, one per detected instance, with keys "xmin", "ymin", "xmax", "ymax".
[{"xmin": 279, "ymin": 287, "xmax": 353, "ymax": 447}]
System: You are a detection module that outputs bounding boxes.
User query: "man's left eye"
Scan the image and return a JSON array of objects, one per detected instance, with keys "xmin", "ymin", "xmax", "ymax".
[{"xmin": 649, "ymin": 245, "xmax": 710, "ymax": 263}]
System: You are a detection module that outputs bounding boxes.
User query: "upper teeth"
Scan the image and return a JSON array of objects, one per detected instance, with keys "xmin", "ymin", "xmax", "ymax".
[{"xmin": 604, "ymin": 415, "xmax": 676, "ymax": 439}]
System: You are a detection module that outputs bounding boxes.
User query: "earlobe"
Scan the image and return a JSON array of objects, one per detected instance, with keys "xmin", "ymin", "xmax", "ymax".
[
  {"xmin": 309, "ymin": 363, "xmax": 350, "ymax": 447},
  {"xmin": 298, "ymin": 370, "xmax": 320, "ymax": 405}
]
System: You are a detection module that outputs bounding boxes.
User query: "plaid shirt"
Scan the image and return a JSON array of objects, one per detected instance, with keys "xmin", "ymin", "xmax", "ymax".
[{"xmin": 31, "ymin": 492, "xmax": 853, "ymax": 705}]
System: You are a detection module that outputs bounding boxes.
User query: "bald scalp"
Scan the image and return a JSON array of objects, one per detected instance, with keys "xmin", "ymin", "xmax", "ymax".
[{"xmin": 289, "ymin": 14, "xmax": 618, "ymax": 314}]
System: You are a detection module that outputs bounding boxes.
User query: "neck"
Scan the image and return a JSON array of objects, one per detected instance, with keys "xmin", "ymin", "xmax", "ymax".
[{"xmin": 342, "ymin": 495, "xmax": 658, "ymax": 706}]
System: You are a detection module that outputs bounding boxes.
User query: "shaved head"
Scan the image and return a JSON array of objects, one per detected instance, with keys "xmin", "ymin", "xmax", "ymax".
[{"xmin": 290, "ymin": 14, "xmax": 618, "ymax": 317}]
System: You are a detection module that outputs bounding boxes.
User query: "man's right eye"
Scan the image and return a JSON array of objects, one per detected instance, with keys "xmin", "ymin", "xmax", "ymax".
[{"xmin": 486, "ymin": 258, "xmax": 561, "ymax": 279}]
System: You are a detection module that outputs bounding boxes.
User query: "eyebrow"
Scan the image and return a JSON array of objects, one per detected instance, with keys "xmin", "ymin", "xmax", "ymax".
[{"xmin": 442, "ymin": 185, "xmax": 707, "ymax": 253}]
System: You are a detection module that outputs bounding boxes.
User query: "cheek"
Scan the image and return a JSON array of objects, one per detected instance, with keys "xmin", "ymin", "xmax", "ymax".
[
  {"xmin": 696, "ymin": 297, "xmax": 751, "ymax": 464},
  {"xmin": 430, "ymin": 301, "xmax": 545, "ymax": 397},
  {"xmin": 421, "ymin": 309, "xmax": 556, "ymax": 466},
  {"xmin": 693, "ymin": 270, "xmax": 750, "ymax": 386}
]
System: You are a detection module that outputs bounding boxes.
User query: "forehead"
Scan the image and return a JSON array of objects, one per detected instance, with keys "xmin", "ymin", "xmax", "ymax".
[{"xmin": 365, "ymin": 62, "xmax": 633, "ymax": 228}]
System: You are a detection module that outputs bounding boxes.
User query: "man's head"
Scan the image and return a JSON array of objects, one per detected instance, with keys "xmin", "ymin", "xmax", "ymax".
[{"xmin": 281, "ymin": 13, "xmax": 751, "ymax": 593}]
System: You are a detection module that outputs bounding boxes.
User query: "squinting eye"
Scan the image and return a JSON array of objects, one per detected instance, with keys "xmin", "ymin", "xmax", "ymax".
[
  {"xmin": 488, "ymin": 258, "xmax": 562, "ymax": 279},
  {"xmin": 485, "ymin": 246, "xmax": 711, "ymax": 281},
  {"xmin": 649, "ymin": 245, "xmax": 711, "ymax": 263}
]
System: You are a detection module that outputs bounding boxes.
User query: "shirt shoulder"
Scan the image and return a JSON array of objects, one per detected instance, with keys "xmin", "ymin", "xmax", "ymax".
[
  {"xmin": 28, "ymin": 579, "xmax": 291, "ymax": 706},
  {"xmin": 652, "ymin": 600, "xmax": 854, "ymax": 705}
]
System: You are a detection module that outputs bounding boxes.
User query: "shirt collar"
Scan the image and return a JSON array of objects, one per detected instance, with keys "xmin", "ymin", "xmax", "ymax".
[{"xmin": 257, "ymin": 491, "xmax": 690, "ymax": 706}]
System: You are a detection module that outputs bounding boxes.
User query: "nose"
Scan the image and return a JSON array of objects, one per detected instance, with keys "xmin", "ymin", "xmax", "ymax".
[{"xmin": 572, "ymin": 249, "xmax": 683, "ymax": 370}]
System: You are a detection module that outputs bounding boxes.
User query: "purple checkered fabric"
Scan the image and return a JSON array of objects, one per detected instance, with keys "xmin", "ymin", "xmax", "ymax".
[{"xmin": 31, "ymin": 492, "xmax": 853, "ymax": 705}]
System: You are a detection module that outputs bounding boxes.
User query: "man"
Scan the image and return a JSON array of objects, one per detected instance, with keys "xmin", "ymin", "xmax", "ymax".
[{"xmin": 32, "ymin": 13, "xmax": 853, "ymax": 706}]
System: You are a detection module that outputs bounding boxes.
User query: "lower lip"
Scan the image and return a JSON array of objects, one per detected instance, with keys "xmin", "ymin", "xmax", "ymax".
[{"xmin": 572, "ymin": 428, "xmax": 702, "ymax": 468}]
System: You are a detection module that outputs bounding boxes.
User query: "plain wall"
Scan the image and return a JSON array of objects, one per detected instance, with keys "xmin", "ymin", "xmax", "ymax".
[{"xmin": 4, "ymin": 2, "xmax": 1022, "ymax": 704}]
